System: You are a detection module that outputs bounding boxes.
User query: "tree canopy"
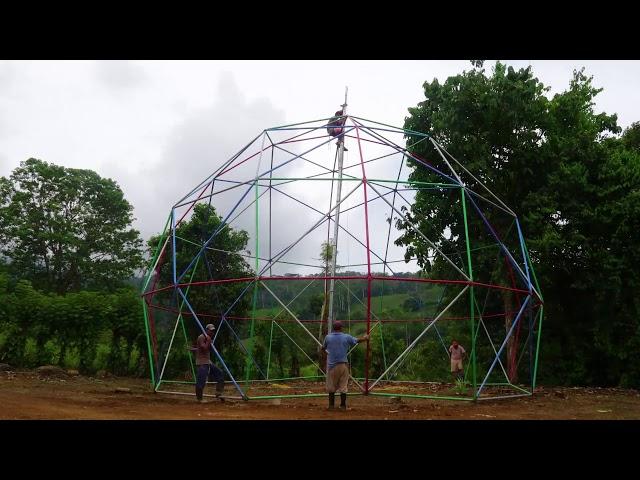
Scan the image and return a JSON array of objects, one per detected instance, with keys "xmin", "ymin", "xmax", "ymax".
[
  {"xmin": 0, "ymin": 158, "xmax": 144, "ymax": 293},
  {"xmin": 398, "ymin": 61, "xmax": 640, "ymax": 387},
  {"xmin": 147, "ymin": 203, "xmax": 252, "ymax": 321}
]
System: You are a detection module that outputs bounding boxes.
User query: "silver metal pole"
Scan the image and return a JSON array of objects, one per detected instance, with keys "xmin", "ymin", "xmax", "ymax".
[
  {"xmin": 327, "ymin": 87, "xmax": 348, "ymax": 331},
  {"xmin": 155, "ymin": 312, "xmax": 182, "ymax": 392}
]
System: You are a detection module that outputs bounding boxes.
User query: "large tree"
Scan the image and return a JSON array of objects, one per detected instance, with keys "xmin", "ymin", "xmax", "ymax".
[
  {"xmin": 147, "ymin": 203, "xmax": 254, "ymax": 374},
  {"xmin": 0, "ymin": 158, "xmax": 144, "ymax": 293},
  {"xmin": 147, "ymin": 203, "xmax": 252, "ymax": 318},
  {"xmin": 398, "ymin": 62, "xmax": 640, "ymax": 387}
]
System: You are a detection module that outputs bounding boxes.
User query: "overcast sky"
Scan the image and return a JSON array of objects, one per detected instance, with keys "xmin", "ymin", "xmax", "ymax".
[{"xmin": 1, "ymin": 60, "xmax": 639, "ymax": 274}]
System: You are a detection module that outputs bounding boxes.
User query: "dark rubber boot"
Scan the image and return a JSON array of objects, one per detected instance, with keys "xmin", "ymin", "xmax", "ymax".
[
  {"xmin": 328, "ymin": 393, "xmax": 335, "ymax": 410},
  {"xmin": 216, "ymin": 383, "xmax": 225, "ymax": 402},
  {"xmin": 340, "ymin": 393, "xmax": 347, "ymax": 409},
  {"xmin": 196, "ymin": 387, "xmax": 204, "ymax": 402}
]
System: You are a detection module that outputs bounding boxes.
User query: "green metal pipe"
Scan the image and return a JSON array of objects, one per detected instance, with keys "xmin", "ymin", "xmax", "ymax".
[
  {"xmin": 245, "ymin": 177, "xmax": 260, "ymax": 384},
  {"xmin": 465, "ymin": 300, "xmax": 484, "ymax": 386},
  {"xmin": 179, "ymin": 314, "xmax": 196, "ymax": 382},
  {"xmin": 369, "ymin": 392, "xmax": 475, "ymax": 402},
  {"xmin": 158, "ymin": 374, "xmax": 326, "ymax": 385},
  {"xmin": 142, "ymin": 214, "xmax": 171, "ymax": 292},
  {"xmin": 266, "ymin": 175, "xmax": 361, "ymax": 183},
  {"xmin": 266, "ymin": 320, "xmax": 274, "ymax": 380},
  {"xmin": 247, "ymin": 392, "xmax": 359, "ymax": 400},
  {"xmin": 377, "ymin": 283, "xmax": 389, "ymax": 375},
  {"xmin": 141, "ymin": 301, "xmax": 156, "ymax": 387},
  {"xmin": 532, "ymin": 305, "xmax": 544, "ymax": 390},
  {"xmin": 508, "ymin": 383, "xmax": 532, "ymax": 395},
  {"xmin": 461, "ymin": 188, "xmax": 477, "ymax": 397},
  {"xmin": 349, "ymin": 115, "xmax": 431, "ymax": 138},
  {"xmin": 368, "ymin": 179, "xmax": 459, "ymax": 187},
  {"xmin": 265, "ymin": 177, "xmax": 456, "ymax": 188},
  {"xmin": 523, "ymin": 239, "xmax": 543, "ymax": 301},
  {"xmin": 476, "ymin": 393, "xmax": 532, "ymax": 401},
  {"xmin": 267, "ymin": 117, "xmax": 334, "ymax": 130},
  {"xmin": 379, "ymin": 319, "xmax": 388, "ymax": 377}
]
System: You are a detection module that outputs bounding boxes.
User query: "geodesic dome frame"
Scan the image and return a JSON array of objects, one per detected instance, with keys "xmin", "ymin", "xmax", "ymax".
[{"xmin": 141, "ymin": 113, "xmax": 544, "ymax": 402}]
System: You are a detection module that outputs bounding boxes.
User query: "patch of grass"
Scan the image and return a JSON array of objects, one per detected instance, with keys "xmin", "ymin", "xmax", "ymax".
[
  {"xmin": 23, "ymin": 338, "xmax": 37, "ymax": 366},
  {"xmin": 300, "ymin": 364, "xmax": 322, "ymax": 379},
  {"xmin": 63, "ymin": 347, "xmax": 80, "ymax": 369},
  {"xmin": 93, "ymin": 342, "xmax": 111, "ymax": 371},
  {"xmin": 453, "ymin": 378, "xmax": 468, "ymax": 395}
]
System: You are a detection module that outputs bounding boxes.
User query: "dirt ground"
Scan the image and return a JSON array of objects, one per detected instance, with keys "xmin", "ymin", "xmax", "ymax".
[{"xmin": 2, "ymin": 370, "xmax": 640, "ymax": 420}]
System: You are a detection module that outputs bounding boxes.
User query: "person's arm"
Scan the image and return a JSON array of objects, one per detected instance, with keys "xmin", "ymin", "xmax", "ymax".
[
  {"xmin": 198, "ymin": 334, "xmax": 212, "ymax": 351},
  {"xmin": 321, "ymin": 338, "xmax": 327, "ymax": 353},
  {"xmin": 355, "ymin": 334, "xmax": 370, "ymax": 344}
]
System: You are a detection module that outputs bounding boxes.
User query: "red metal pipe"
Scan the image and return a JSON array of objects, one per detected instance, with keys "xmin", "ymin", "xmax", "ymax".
[
  {"xmin": 145, "ymin": 300, "xmax": 544, "ymax": 324},
  {"xmin": 141, "ymin": 274, "xmax": 535, "ymax": 298}
]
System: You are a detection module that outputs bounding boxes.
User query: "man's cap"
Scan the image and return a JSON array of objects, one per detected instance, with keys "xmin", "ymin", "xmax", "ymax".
[
  {"xmin": 205, "ymin": 324, "xmax": 215, "ymax": 331},
  {"xmin": 333, "ymin": 321, "xmax": 343, "ymax": 331}
]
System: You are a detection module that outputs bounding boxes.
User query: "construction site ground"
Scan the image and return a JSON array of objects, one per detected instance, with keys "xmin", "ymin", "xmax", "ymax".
[{"xmin": 2, "ymin": 370, "xmax": 640, "ymax": 420}]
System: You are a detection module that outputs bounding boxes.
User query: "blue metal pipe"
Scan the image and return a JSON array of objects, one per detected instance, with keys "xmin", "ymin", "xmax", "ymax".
[{"xmin": 476, "ymin": 295, "xmax": 531, "ymax": 398}]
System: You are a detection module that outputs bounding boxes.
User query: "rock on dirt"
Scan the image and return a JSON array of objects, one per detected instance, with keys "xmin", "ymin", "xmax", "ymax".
[
  {"xmin": 554, "ymin": 390, "xmax": 567, "ymax": 399},
  {"xmin": 67, "ymin": 369, "xmax": 80, "ymax": 376},
  {"xmin": 36, "ymin": 365, "xmax": 69, "ymax": 378},
  {"xmin": 389, "ymin": 396, "xmax": 403, "ymax": 404},
  {"xmin": 0, "ymin": 363, "xmax": 13, "ymax": 372},
  {"xmin": 114, "ymin": 388, "xmax": 132, "ymax": 394}
]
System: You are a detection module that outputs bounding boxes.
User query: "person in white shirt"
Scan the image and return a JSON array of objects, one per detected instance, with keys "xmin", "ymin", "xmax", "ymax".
[{"xmin": 449, "ymin": 340, "xmax": 466, "ymax": 382}]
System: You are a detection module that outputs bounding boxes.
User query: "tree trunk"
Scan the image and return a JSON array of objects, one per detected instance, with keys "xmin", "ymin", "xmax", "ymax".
[
  {"xmin": 125, "ymin": 341, "xmax": 133, "ymax": 375},
  {"xmin": 59, "ymin": 341, "xmax": 67, "ymax": 367},
  {"xmin": 503, "ymin": 289, "xmax": 517, "ymax": 382},
  {"xmin": 276, "ymin": 349, "xmax": 284, "ymax": 378},
  {"xmin": 290, "ymin": 353, "xmax": 300, "ymax": 378}
]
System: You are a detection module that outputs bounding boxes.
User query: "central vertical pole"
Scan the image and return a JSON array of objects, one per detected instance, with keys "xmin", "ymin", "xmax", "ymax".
[{"xmin": 327, "ymin": 87, "xmax": 348, "ymax": 334}]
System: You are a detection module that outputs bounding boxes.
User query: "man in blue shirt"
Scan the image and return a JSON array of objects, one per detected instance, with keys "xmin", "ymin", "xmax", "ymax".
[{"xmin": 321, "ymin": 321, "xmax": 369, "ymax": 410}]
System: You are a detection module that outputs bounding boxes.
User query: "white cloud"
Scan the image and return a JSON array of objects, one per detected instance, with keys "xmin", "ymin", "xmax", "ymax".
[
  {"xmin": 0, "ymin": 62, "xmax": 15, "ymax": 91},
  {"xmin": 0, "ymin": 62, "xmax": 19, "ymax": 142},
  {"xmin": 115, "ymin": 71, "xmax": 286, "ymax": 243},
  {"xmin": 94, "ymin": 60, "xmax": 148, "ymax": 91}
]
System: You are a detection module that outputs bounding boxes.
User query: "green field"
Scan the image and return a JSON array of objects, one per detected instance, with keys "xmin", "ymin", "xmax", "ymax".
[{"xmin": 252, "ymin": 291, "xmax": 445, "ymax": 322}]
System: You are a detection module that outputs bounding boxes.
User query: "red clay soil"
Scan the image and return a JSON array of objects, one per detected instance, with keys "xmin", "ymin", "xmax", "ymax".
[{"xmin": 2, "ymin": 371, "xmax": 640, "ymax": 420}]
